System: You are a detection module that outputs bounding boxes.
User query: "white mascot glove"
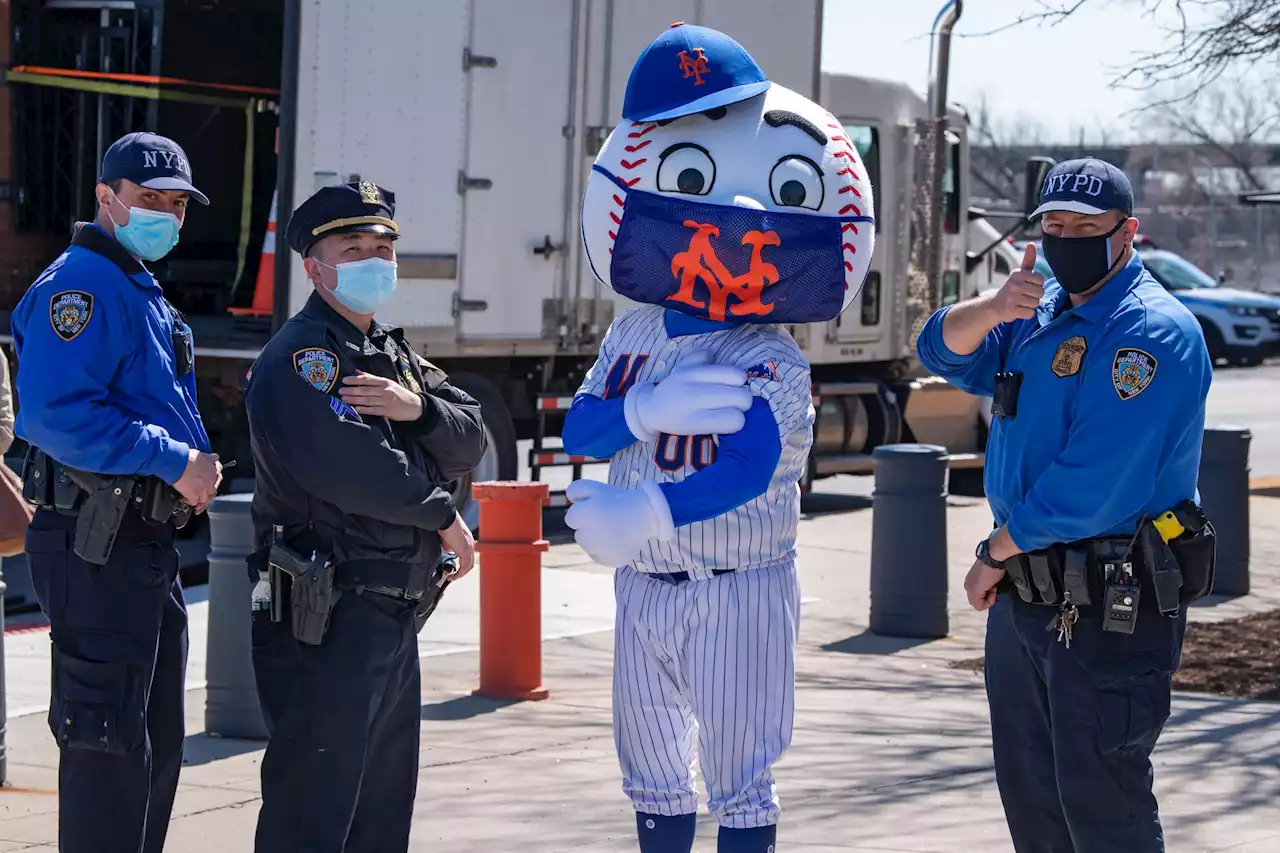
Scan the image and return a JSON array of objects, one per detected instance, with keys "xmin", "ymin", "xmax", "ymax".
[
  {"xmin": 563, "ymin": 479, "xmax": 675, "ymax": 568},
  {"xmin": 623, "ymin": 350, "xmax": 752, "ymax": 442}
]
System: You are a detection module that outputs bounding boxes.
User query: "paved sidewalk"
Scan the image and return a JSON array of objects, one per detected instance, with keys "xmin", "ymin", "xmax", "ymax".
[{"xmin": 0, "ymin": 485, "xmax": 1278, "ymax": 851}]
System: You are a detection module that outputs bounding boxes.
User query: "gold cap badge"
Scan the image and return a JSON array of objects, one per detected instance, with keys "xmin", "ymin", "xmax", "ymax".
[{"xmin": 358, "ymin": 181, "xmax": 382, "ymax": 206}]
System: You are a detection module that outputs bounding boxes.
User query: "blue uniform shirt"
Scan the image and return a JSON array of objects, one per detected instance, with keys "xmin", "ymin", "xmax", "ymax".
[
  {"xmin": 917, "ymin": 252, "xmax": 1212, "ymax": 552},
  {"xmin": 11, "ymin": 223, "xmax": 210, "ymax": 484}
]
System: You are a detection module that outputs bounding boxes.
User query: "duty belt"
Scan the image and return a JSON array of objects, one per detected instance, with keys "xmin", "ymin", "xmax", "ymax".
[
  {"xmin": 21, "ymin": 447, "xmax": 190, "ymax": 565},
  {"xmin": 999, "ymin": 536, "xmax": 1134, "ymax": 609}
]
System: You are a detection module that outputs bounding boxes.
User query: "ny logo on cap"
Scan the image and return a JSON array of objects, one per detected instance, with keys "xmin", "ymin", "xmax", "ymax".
[
  {"xmin": 358, "ymin": 181, "xmax": 382, "ymax": 205},
  {"xmin": 143, "ymin": 150, "xmax": 189, "ymax": 175},
  {"xmin": 678, "ymin": 48, "xmax": 710, "ymax": 86}
]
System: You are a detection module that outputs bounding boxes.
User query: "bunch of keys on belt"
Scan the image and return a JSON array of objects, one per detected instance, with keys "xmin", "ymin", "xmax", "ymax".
[{"xmin": 1048, "ymin": 592, "xmax": 1080, "ymax": 648}]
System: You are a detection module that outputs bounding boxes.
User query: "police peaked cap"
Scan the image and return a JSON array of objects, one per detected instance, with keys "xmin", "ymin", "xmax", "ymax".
[{"xmin": 284, "ymin": 180, "xmax": 399, "ymax": 256}]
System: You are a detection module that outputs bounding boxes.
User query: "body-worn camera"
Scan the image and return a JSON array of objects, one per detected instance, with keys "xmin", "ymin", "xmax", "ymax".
[{"xmin": 991, "ymin": 371, "xmax": 1023, "ymax": 419}]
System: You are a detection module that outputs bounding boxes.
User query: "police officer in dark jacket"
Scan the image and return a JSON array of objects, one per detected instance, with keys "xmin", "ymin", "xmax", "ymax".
[
  {"xmin": 244, "ymin": 180, "xmax": 487, "ymax": 852},
  {"xmin": 12, "ymin": 132, "xmax": 221, "ymax": 853}
]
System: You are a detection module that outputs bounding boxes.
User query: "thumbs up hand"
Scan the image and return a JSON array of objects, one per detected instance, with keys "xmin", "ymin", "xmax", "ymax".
[{"xmin": 989, "ymin": 242, "xmax": 1045, "ymax": 323}]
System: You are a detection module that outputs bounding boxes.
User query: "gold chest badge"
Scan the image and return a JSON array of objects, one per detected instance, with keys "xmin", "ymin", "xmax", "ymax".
[{"xmin": 1052, "ymin": 336, "xmax": 1087, "ymax": 378}]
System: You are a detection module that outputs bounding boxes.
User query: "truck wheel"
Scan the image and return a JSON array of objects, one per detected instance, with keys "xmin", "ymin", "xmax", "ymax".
[
  {"xmin": 446, "ymin": 373, "xmax": 518, "ymax": 530},
  {"xmin": 1198, "ymin": 319, "xmax": 1226, "ymax": 365}
]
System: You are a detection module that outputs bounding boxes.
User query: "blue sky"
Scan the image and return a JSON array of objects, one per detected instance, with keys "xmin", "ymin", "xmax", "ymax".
[{"xmin": 820, "ymin": 0, "xmax": 1186, "ymax": 143}]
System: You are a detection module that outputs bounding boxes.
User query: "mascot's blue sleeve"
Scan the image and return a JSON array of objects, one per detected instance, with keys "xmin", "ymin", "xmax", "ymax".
[
  {"xmin": 561, "ymin": 394, "xmax": 636, "ymax": 459},
  {"xmin": 561, "ymin": 314, "xmax": 638, "ymax": 459},
  {"xmin": 658, "ymin": 343, "xmax": 806, "ymax": 527},
  {"xmin": 659, "ymin": 396, "xmax": 781, "ymax": 527}
]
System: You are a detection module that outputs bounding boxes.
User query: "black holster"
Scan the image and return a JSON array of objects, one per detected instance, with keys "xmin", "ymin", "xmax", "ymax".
[
  {"xmin": 138, "ymin": 477, "xmax": 193, "ymax": 529},
  {"xmin": 268, "ymin": 538, "xmax": 339, "ymax": 645},
  {"xmin": 412, "ymin": 552, "xmax": 458, "ymax": 634},
  {"xmin": 61, "ymin": 467, "xmax": 135, "ymax": 567},
  {"xmin": 1166, "ymin": 500, "xmax": 1217, "ymax": 605}
]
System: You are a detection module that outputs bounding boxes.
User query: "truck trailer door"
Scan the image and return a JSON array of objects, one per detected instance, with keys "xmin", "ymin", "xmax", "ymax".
[{"xmin": 456, "ymin": 0, "xmax": 580, "ymax": 342}]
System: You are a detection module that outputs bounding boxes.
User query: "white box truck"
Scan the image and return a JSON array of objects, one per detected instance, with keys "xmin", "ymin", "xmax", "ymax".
[{"xmin": 2, "ymin": 0, "xmax": 1050, "ymax": 530}]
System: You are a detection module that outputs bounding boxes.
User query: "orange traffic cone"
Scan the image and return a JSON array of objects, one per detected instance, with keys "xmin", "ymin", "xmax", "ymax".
[{"xmin": 230, "ymin": 189, "xmax": 277, "ymax": 317}]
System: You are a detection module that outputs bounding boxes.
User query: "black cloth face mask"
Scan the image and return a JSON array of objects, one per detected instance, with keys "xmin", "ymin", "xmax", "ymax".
[{"xmin": 1041, "ymin": 217, "xmax": 1129, "ymax": 294}]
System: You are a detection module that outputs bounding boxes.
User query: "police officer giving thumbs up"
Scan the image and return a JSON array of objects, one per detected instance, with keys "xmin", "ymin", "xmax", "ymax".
[
  {"xmin": 11, "ymin": 131, "xmax": 220, "ymax": 853},
  {"xmin": 917, "ymin": 158, "xmax": 1216, "ymax": 852}
]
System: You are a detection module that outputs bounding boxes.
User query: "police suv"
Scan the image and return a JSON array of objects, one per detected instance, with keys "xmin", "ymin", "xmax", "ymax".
[{"xmin": 1137, "ymin": 243, "xmax": 1280, "ymax": 367}]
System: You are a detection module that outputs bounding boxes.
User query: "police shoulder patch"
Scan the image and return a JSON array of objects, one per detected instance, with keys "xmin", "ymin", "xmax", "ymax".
[
  {"xmin": 49, "ymin": 290, "xmax": 94, "ymax": 342},
  {"xmin": 1051, "ymin": 336, "xmax": 1087, "ymax": 378},
  {"xmin": 293, "ymin": 347, "xmax": 340, "ymax": 393},
  {"xmin": 1112, "ymin": 347, "xmax": 1157, "ymax": 400}
]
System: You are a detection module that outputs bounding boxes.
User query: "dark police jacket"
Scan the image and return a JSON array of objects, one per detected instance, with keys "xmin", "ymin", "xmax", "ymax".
[{"xmin": 244, "ymin": 291, "xmax": 487, "ymax": 570}]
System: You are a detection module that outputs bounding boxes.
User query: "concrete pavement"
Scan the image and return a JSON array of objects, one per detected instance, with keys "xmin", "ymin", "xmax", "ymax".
[{"xmin": 0, "ymin": 483, "xmax": 1279, "ymax": 851}]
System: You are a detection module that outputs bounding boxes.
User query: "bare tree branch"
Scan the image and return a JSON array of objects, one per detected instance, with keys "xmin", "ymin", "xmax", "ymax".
[
  {"xmin": 1142, "ymin": 76, "xmax": 1280, "ymax": 192},
  {"xmin": 969, "ymin": 0, "xmax": 1280, "ymax": 109},
  {"xmin": 968, "ymin": 92, "xmax": 1052, "ymax": 205}
]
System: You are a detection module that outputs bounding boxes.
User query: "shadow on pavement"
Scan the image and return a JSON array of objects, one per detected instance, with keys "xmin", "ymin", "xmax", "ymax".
[
  {"xmin": 801, "ymin": 492, "xmax": 873, "ymax": 518},
  {"xmin": 181, "ymin": 732, "xmax": 266, "ymax": 767},
  {"xmin": 421, "ymin": 694, "xmax": 521, "ymax": 721},
  {"xmin": 820, "ymin": 628, "xmax": 938, "ymax": 655}
]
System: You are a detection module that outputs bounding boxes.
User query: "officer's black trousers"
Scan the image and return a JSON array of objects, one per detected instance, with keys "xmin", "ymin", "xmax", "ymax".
[
  {"xmin": 25, "ymin": 509, "xmax": 187, "ymax": 853},
  {"xmin": 252, "ymin": 588, "xmax": 421, "ymax": 853},
  {"xmin": 984, "ymin": 591, "xmax": 1187, "ymax": 853}
]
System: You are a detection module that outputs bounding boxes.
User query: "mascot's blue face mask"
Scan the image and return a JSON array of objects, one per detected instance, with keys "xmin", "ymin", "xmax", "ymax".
[{"xmin": 593, "ymin": 166, "xmax": 873, "ymax": 325}]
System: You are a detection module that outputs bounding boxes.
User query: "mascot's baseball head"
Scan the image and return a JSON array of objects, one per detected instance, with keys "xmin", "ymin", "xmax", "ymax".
[{"xmin": 582, "ymin": 22, "xmax": 876, "ymax": 325}]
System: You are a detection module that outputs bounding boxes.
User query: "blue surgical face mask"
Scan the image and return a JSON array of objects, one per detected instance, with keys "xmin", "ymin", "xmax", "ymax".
[
  {"xmin": 592, "ymin": 165, "xmax": 874, "ymax": 324},
  {"xmin": 317, "ymin": 256, "xmax": 398, "ymax": 315},
  {"xmin": 109, "ymin": 192, "xmax": 182, "ymax": 261}
]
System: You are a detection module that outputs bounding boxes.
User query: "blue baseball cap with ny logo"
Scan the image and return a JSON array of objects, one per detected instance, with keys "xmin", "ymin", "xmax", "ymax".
[
  {"xmin": 621, "ymin": 22, "xmax": 771, "ymax": 122},
  {"xmin": 1031, "ymin": 157, "xmax": 1133, "ymax": 218},
  {"xmin": 99, "ymin": 131, "xmax": 210, "ymax": 205}
]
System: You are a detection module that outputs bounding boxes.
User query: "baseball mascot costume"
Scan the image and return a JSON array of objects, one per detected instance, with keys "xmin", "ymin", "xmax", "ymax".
[{"xmin": 561, "ymin": 23, "xmax": 875, "ymax": 853}]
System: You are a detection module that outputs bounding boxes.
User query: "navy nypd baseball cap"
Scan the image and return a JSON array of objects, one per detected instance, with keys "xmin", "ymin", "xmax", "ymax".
[
  {"xmin": 99, "ymin": 131, "xmax": 209, "ymax": 205},
  {"xmin": 1031, "ymin": 157, "xmax": 1133, "ymax": 219},
  {"xmin": 621, "ymin": 22, "xmax": 771, "ymax": 122}
]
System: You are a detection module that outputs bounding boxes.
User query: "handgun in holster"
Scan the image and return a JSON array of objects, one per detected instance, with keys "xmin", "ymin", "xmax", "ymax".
[
  {"xmin": 412, "ymin": 551, "xmax": 458, "ymax": 634},
  {"xmin": 62, "ymin": 467, "xmax": 136, "ymax": 567},
  {"xmin": 268, "ymin": 538, "xmax": 339, "ymax": 645}
]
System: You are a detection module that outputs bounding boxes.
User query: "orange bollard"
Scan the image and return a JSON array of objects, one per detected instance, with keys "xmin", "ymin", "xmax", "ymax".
[{"xmin": 472, "ymin": 481, "xmax": 551, "ymax": 701}]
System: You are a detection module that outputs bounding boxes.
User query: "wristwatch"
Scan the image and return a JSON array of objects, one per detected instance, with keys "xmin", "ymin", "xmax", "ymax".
[{"xmin": 975, "ymin": 537, "xmax": 1005, "ymax": 569}]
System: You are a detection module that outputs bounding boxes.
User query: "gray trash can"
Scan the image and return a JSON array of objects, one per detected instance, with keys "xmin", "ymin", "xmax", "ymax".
[
  {"xmin": 204, "ymin": 493, "xmax": 268, "ymax": 739},
  {"xmin": 1199, "ymin": 426, "xmax": 1251, "ymax": 596},
  {"xmin": 869, "ymin": 444, "xmax": 950, "ymax": 639}
]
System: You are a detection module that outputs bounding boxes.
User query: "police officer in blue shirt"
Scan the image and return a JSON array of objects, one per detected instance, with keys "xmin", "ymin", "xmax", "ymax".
[
  {"xmin": 917, "ymin": 158, "xmax": 1214, "ymax": 852},
  {"xmin": 12, "ymin": 131, "xmax": 222, "ymax": 853},
  {"xmin": 245, "ymin": 181, "xmax": 488, "ymax": 852}
]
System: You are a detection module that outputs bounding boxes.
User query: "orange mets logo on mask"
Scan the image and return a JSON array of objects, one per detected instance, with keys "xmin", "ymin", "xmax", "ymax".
[
  {"xmin": 677, "ymin": 48, "xmax": 710, "ymax": 86},
  {"xmin": 668, "ymin": 220, "xmax": 780, "ymax": 321}
]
